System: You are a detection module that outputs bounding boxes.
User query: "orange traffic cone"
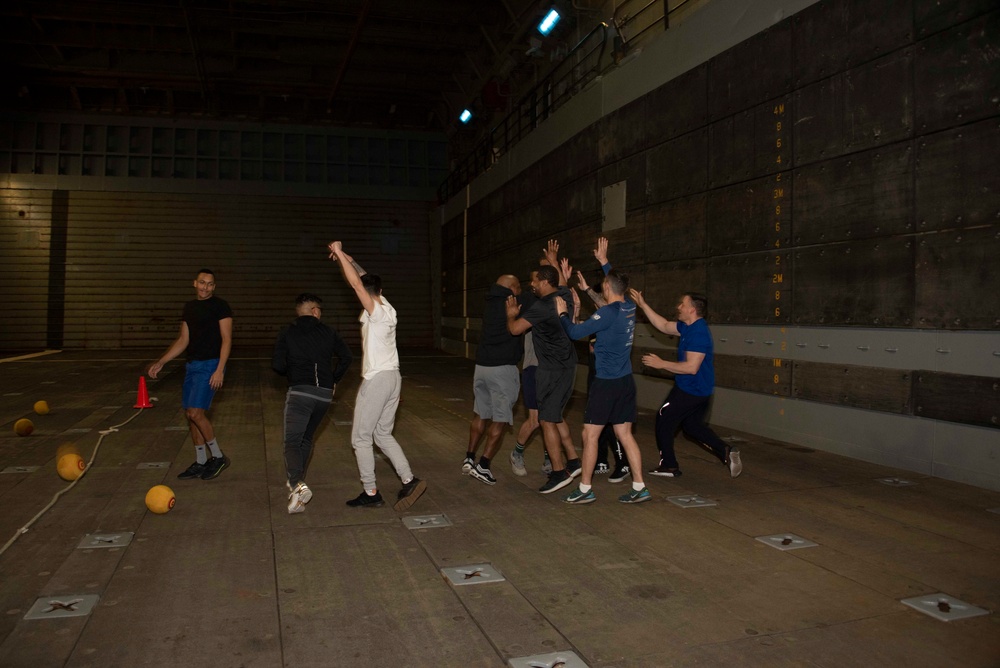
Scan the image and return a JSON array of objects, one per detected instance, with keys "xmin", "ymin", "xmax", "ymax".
[{"xmin": 134, "ymin": 376, "xmax": 154, "ymax": 409}]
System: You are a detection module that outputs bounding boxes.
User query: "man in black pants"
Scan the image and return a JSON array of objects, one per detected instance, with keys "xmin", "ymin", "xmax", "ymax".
[
  {"xmin": 273, "ymin": 293, "xmax": 353, "ymax": 513},
  {"xmin": 630, "ymin": 289, "xmax": 743, "ymax": 479}
]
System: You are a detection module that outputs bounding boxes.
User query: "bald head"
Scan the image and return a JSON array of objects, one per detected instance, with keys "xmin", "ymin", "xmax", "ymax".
[{"xmin": 497, "ymin": 274, "xmax": 521, "ymax": 296}]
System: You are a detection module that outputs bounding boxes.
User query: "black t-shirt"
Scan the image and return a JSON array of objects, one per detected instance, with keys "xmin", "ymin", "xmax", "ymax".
[
  {"xmin": 182, "ymin": 296, "xmax": 233, "ymax": 361},
  {"xmin": 522, "ymin": 287, "xmax": 576, "ymax": 370}
]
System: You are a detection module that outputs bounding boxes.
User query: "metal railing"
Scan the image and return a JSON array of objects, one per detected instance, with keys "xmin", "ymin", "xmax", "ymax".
[
  {"xmin": 437, "ymin": 0, "xmax": 704, "ymax": 203},
  {"xmin": 437, "ymin": 22, "xmax": 609, "ymax": 203}
]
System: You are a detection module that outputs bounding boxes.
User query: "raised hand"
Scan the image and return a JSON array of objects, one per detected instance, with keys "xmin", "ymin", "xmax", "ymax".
[
  {"xmin": 594, "ymin": 237, "xmax": 609, "ymax": 265},
  {"xmin": 559, "ymin": 257, "xmax": 573, "ymax": 284},
  {"xmin": 542, "ymin": 238, "xmax": 560, "ymax": 266},
  {"xmin": 553, "ymin": 295, "xmax": 567, "ymax": 316},
  {"xmin": 327, "ymin": 241, "xmax": 343, "ymax": 259},
  {"xmin": 575, "ymin": 270, "xmax": 590, "ymax": 291},
  {"xmin": 629, "ymin": 288, "xmax": 646, "ymax": 307},
  {"xmin": 505, "ymin": 295, "xmax": 521, "ymax": 319}
]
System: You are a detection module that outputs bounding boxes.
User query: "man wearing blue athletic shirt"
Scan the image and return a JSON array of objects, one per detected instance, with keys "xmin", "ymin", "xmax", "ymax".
[
  {"xmin": 631, "ymin": 290, "xmax": 743, "ymax": 479},
  {"xmin": 555, "ymin": 238, "xmax": 650, "ymax": 504},
  {"xmin": 149, "ymin": 268, "xmax": 233, "ymax": 481}
]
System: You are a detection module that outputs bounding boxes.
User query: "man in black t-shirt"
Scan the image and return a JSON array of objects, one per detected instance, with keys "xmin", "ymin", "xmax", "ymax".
[
  {"xmin": 149, "ymin": 268, "xmax": 233, "ymax": 480},
  {"xmin": 506, "ymin": 264, "xmax": 581, "ymax": 494}
]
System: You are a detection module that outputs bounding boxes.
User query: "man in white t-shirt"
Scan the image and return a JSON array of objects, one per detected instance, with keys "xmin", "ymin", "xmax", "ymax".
[{"xmin": 328, "ymin": 241, "xmax": 426, "ymax": 511}]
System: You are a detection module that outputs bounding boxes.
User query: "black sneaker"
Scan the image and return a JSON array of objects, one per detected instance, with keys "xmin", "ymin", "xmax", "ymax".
[
  {"xmin": 648, "ymin": 463, "xmax": 682, "ymax": 477},
  {"xmin": 177, "ymin": 461, "xmax": 206, "ymax": 479},
  {"xmin": 608, "ymin": 465, "xmax": 631, "ymax": 483},
  {"xmin": 200, "ymin": 456, "xmax": 230, "ymax": 480},
  {"xmin": 539, "ymin": 469, "xmax": 573, "ymax": 494},
  {"xmin": 469, "ymin": 464, "xmax": 497, "ymax": 486},
  {"xmin": 347, "ymin": 490, "xmax": 385, "ymax": 508},
  {"xmin": 394, "ymin": 477, "xmax": 427, "ymax": 511}
]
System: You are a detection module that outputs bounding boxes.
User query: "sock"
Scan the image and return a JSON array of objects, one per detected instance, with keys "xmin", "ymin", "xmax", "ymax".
[
  {"xmin": 632, "ymin": 482, "xmax": 645, "ymax": 492},
  {"xmin": 514, "ymin": 442, "xmax": 526, "ymax": 453},
  {"xmin": 479, "ymin": 456, "xmax": 491, "ymax": 469},
  {"xmin": 465, "ymin": 450, "xmax": 476, "ymax": 461},
  {"xmin": 207, "ymin": 438, "xmax": 223, "ymax": 458},
  {"xmin": 579, "ymin": 483, "xmax": 592, "ymax": 493},
  {"xmin": 365, "ymin": 487, "xmax": 378, "ymax": 496},
  {"xmin": 402, "ymin": 476, "xmax": 413, "ymax": 485},
  {"xmin": 567, "ymin": 457, "xmax": 580, "ymax": 468},
  {"xmin": 544, "ymin": 451, "xmax": 551, "ymax": 461},
  {"xmin": 194, "ymin": 445, "xmax": 208, "ymax": 464}
]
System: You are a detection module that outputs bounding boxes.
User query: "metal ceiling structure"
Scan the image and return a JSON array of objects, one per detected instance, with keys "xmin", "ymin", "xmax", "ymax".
[{"xmin": 1, "ymin": 0, "xmax": 573, "ymax": 134}]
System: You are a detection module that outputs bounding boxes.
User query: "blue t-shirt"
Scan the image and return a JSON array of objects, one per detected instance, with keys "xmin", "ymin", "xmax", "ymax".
[
  {"xmin": 675, "ymin": 318, "xmax": 714, "ymax": 396},
  {"xmin": 560, "ymin": 300, "xmax": 635, "ymax": 379}
]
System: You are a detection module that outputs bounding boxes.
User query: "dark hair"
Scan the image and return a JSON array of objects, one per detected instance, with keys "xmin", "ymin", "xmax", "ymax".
[
  {"xmin": 295, "ymin": 293, "xmax": 322, "ymax": 305},
  {"xmin": 685, "ymin": 292, "xmax": 708, "ymax": 318},
  {"xmin": 605, "ymin": 270, "xmax": 629, "ymax": 296},
  {"xmin": 536, "ymin": 265, "xmax": 559, "ymax": 288},
  {"xmin": 361, "ymin": 273, "xmax": 382, "ymax": 295},
  {"xmin": 196, "ymin": 268, "xmax": 215, "ymax": 279}
]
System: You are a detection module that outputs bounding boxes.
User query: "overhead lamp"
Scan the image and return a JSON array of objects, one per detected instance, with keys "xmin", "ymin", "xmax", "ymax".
[
  {"xmin": 537, "ymin": 9, "xmax": 560, "ymax": 36},
  {"xmin": 459, "ymin": 109, "xmax": 472, "ymax": 124}
]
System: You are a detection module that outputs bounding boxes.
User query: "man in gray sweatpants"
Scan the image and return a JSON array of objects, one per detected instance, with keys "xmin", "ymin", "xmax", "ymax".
[{"xmin": 328, "ymin": 240, "xmax": 427, "ymax": 511}]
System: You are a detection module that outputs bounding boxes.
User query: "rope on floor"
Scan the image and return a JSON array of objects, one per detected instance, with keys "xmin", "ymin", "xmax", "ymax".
[{"xmin": 0, "ymin": 408, "xmax": 147, "ymax": 558}]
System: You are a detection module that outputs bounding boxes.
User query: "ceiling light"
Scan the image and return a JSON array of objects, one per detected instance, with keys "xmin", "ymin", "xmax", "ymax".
[
  {"xmin": 459, "ymin": 109, "xmax": 472, "ymax": 123},
  {"xmin": 537, "ymin": 9, "xmax": 560, "ymax": 36}
]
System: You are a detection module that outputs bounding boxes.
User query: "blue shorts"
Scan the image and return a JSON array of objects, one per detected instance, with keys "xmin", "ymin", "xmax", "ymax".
[{"xmin": 183, "ymin": 359, "xmax": 220, "ymax": 410}]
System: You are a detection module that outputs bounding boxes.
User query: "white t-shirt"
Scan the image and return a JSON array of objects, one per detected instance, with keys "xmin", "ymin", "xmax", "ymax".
[{"xmin": 359, "ymin": 296, "xmax": 399, "ymax": 379}]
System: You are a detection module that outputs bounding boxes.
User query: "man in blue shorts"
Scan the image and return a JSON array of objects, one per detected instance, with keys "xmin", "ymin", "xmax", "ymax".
[
  {"xmin": 556, "ymin": 241, "xmax": 650, "ymax": 504},
  {"xmin": 149, "ymin": 268, "xmax": 233, "ymax": 480}
]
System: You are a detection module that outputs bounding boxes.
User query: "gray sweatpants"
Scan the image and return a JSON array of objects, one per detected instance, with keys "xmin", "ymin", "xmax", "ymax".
[{"xmin": 351, "ymin": 369, "xmax": 412, "ymax": 489}]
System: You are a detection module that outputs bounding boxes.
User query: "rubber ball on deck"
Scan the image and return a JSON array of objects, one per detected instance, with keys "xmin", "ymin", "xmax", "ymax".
[
  {"xmin": 57, "ymin": 453, "xmax": 86, "ymax": 481},
  {"xmin": 14, "ymin": 418, "xmax": 34, "ymax": 437},
  {"xmin": 34, "ymin": 400, "xmax": 50, "ymax": 415},
  {"xmin": 145, "ymin": 485, "xmax": 176, "ymax": 514}
]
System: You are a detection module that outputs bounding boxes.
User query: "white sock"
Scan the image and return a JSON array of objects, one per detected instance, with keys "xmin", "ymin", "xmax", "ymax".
[
  {"xmin": 632, "ymin": 482, "xmax": 645, "ymax": 492},
  {"xmin": 206, "ymin": 438, "xmax": 223, "ymax": 458},
  {"xmin": 578, "ymin": 484, "xmax": 592, "ymax": 493},
  {"xmin": 194, "ymin": 445, "xmax": 208, "ymax": 464}
]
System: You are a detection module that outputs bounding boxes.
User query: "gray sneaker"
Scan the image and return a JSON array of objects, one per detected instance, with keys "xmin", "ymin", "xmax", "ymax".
[
  {"xmin": 727, "ymin": 446, "xmax": 743, "ymax": 478},
  {"xmin": 541, "ymin": 455, "xmax": 552, "ymax": 475},
  {"xmin": 287, "ymin": 482, "xmax": 312, "ymax": 514},
  {"xmin": 509, "ymin": 450, "xmax": 527, "ymax": 476}
]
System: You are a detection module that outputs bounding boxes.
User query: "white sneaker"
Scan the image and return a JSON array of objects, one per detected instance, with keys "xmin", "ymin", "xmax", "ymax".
[
  {"xmin": 509, "ymin": 450, "xmax": 527, "ymax": 476},
  {"xmin": 462, "ymin": 457, "xmax": 474, "ymax": 475},
  {"xmin": 288, "ymin": 482, "xmax": 312, "ymax": 514}
]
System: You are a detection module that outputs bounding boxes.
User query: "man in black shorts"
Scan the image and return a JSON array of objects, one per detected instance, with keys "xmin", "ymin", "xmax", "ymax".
[{"xmin": 505, "ymin": 264, "xmax": 581, "ymax": 494}]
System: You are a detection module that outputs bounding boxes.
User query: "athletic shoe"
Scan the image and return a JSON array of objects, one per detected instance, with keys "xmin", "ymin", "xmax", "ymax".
[
  {"xmin": 461, "ymin": 457, "xmax": 474, "ymax": 475},
  {"xmin": 541, "ymin": 455, "xmax": 552, "ymax": 475},
  {"xmin": 648, "ymin": 463, "xmax": 682, "ymax": 477},
  {"xmin": 594, "ymin": 463, "xmax": 610, "ymax": 475},
  {"xmin": 566, "ymin": 459, "xmax": 582, "ymax": 478},
  {"xmin": 394, "ymin": 477, "xmax": 427, "ymax": 511},
  {"xmin": 727, "ymin": 446, "xmax": 743, "ymax": 479},
  {"xmin": 509, "ymin": 450, "xmax": 527, "ymax": 476},
  {"xmin": 469, "ymin": 464, "xmax": 497, "ymax": 486},
  {"xmin": 539, "ymin": 470, "xmax": 573, "ymax": 494},
  {"xmin": 287, "ymin": 482, "xmax": 313, "ymax": 514},
  {"xmin": 200, "ymin": 456, "xmax": 229, "ymax": 480},
  {"xmin": 347, "ymin": 490, "xmax": 385, "ymax": 508},
  {"xmin": 608, "ymin": 465, "xmax": 631, "ymax": 483},
  {"xmin": 563, "ymin": 488, "xmax": 596, "ymax": 504},
  {"xmin": 177, "ymin": 461, "xmax": 206, "ymax": 479},
  {"xmin": 619, "ymin": 487, "xmax": 652, "ymax": 504}
]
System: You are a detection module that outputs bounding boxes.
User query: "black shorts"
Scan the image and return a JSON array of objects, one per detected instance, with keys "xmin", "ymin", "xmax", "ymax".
[
  {"xmin": 583, "ymin": 375, "xmax": 637, "ymax": 426},
  {"xmin": 521, "ymin": 365, "xmax": 538, "ymax": 411},
  {"xmin": 535, "ymin": 367, "xmax": 575, "ymax": 423}
]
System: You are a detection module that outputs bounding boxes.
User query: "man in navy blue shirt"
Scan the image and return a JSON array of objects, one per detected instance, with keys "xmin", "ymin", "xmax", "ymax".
[
  {"xmin": 555, "ymin": 242, "xmax": 651, "ymax": 504},
  {"xmin": 631, "ymin": 290, "xmax": 743, "ymax": 479}
]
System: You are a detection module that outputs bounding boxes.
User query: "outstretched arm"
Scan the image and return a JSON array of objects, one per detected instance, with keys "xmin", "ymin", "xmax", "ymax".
[
  {"xmin": 329, "ymin": 241, "xmax": 376, "ymax": 314},
  {"xmin": 630, "ymin": 288, "xmax": 678, "ymax": 336},
  {"xmin": 148, "ymin": 323, "xmax": 190, "ymax": 378},
  {"xmin": 594, "ymin": 236, "xmax": 610, "ymax": 270},
  {"xmin": 506, "ymin": 295, "xmax": 532, "ymax": 335}
]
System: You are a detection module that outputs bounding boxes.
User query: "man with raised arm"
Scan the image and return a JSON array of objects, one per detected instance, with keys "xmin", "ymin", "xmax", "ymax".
[
  {"xmin": 555, "ymin": 239, "xmax": 650, "ymax": 504},
  {"xmin": 328, "ymin": 241, "xmax": 427, "ymax": 511},
  {"xmin": 505, "ymin": 261, "xmax": 581, "ymax": 494},
  {"xmin": 630, "ymin": 289, "xmax": 743, "ymax": 479}
]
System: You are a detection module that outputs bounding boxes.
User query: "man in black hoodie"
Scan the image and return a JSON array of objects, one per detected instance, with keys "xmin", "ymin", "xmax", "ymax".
[
  {"xmin": 465, "ymin": 274, "xmax": 524, "ymax": 485},
  {"xmin": 273, "ymin": 293, "xmax": 353, "ymax": 513}
]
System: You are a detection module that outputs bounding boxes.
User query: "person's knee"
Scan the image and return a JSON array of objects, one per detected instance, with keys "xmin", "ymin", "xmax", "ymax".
[{"xmin": 185, "ymin": 407, "xmax": 205, "ymax": 422}]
